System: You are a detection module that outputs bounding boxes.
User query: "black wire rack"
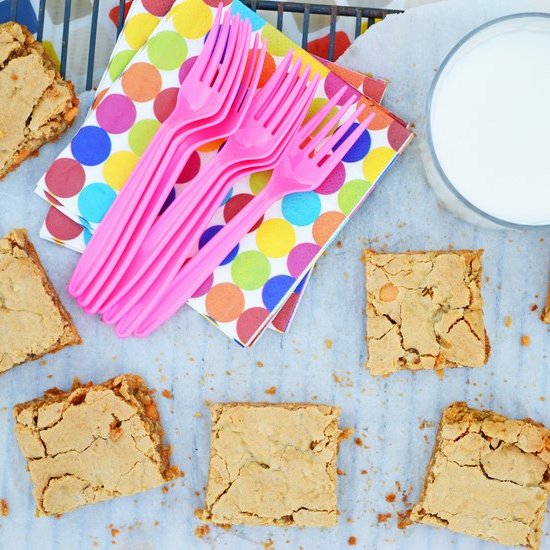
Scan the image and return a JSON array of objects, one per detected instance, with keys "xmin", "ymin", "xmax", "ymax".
[{"xmin": 4, "ymin": 0, "xmax": 401, "ymax": 90}]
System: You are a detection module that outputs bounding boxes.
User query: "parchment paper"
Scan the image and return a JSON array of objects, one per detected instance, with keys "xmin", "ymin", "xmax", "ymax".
[{"xmin": 2, "ymin": 0, "xmax": 550, "ymax": 548}]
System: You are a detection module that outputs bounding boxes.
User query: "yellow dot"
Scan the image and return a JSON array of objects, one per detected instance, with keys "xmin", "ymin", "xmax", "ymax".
[
  {"xmin": 261, "ymin": 24, "xmax": 295, "ymax": 57},
  {"xmin": 124, "ymin": 13, "xmax": 159, "ymax": 50},
  {"xmin": 103, "ymin": 151, "xmax": 139, "ymax": 191},
  {"xmin": 291, "ymin": 50, "xmax": 329, "ymax": 79},
  {"xmin": 250, "ymin": 170, "xmax": 272, "ymax": 195},
  {"xmin": 362, "ymin": 147, "xmax": 396, "ymax": 182},
  {"xmin": 303, "ymin": 98, "xmax": 338, "ymax": 137},
  {"xmin": 256, "ymin": 218, "xmax": 296, "ymax": 258},
  {"xmin": 172, "ymin": 0, "xmax": 213, "ymax": 39}
]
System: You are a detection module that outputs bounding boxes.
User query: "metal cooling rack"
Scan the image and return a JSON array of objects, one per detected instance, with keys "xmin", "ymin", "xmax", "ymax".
[{"xmin": 4, "ymin": 0, "xmax": 401, "ymax": 90}]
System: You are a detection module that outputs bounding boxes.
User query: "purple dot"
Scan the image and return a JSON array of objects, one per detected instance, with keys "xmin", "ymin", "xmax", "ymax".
[
  {"xmin": 324, "ymin": 72, "xmax": 360, "ymax": 106},
  {"xmin": 96, "ymin": 94, "xmax": 137, "ymax": 134},
  {"xmin": 192, "ymin": 273, "xmax": 214, "ymax": 298},
  {"xmin": 333, "ymin": 122, "xmax": 371, "ymax": 163},
  {"xmin": 262, "ymin": 275, "xmax": 296, "ymax": 312},
  {"xmin": 287, "ymin": 243, "xmax": 321, "ymax": 278},
  {"xmin": 179, "ymin": 56, "xmax": 197, "ymax": 84},
  {"xmin": 316, "ymin": 162, "xmax": 346, "ymax": 195}
]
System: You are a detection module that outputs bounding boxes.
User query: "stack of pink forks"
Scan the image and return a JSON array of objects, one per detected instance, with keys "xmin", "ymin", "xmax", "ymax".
[{"xmin": 69, "ymin": 5, "xmax": 375, "ymax": 338}]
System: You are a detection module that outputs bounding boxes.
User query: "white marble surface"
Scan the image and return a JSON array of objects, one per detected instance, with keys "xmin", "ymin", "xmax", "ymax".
[{"xmin": 3, "ymin": 0, "xmax": 550, "ymax": 548}]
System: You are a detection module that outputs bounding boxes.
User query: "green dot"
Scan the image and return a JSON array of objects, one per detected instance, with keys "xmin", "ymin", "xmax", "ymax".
[
  {"xmin": 231, "ymin": 251, "xmax": 271, "ymax": 291},
  {"xmin": 338, "ymin": 179, "xmax": 372, "ymax": 216},
  {"xmin": 128, "ymin": 119, "xmax": 161, "ymax": 156},
  {"xmin": 147, "ymin": 31, "xmax": 187, "ymax": 71},
  {"xmin": 109, "ymin": 50, "xmax": 136, "ymax": 81}
]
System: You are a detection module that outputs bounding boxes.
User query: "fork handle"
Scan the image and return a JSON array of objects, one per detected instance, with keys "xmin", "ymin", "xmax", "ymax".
[
  {"xmin": 69, "ymin": 120, "xmax": 181, "ymax": 297},
  {"xmin": 133, "ymin": 184, "xmax": 282, "ymax": 338}
]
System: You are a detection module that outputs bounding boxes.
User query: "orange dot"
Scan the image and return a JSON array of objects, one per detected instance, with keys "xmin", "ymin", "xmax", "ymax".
[
  {"xmin": 92, "ymin": 88, "xmax": 108, "ymax": 110},
  {"xmin": 312, "ymin": 211, "xmax": 345, "ymax": 247},
  {"xmin": 121, "ymin": 63, "xmax": 162, "ymax": 103},
  {"xmin": 358, "ymin": 101, "xmax": 393, "ymax": 131},
  {"xmin": 205, "ymin": 283, "xmax": 245, "ymax": 323},
  {"xmin": 198, "ymin": 138, "xmax": 224, "ymax": 153},
  {"xmin": 249, "ymin": 50, "xmax": 275, "ymax": 88}
]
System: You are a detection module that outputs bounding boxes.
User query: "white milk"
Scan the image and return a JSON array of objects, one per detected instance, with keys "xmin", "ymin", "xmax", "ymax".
[{"xmin": 429, "ymin": 14, "xmax": 550, "ymax": 227}]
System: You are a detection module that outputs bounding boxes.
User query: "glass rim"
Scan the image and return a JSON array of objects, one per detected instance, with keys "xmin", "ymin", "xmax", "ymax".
[{"xmin": 426, "ymin": 12, "xmax": 550, "ymax": 230}]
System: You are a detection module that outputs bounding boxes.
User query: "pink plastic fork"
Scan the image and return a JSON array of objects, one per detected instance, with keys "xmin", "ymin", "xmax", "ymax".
[
  {"xmin": 104, "ymin": 63, "xmax": 321, "ymax": 337},
  {"xmin": 74, "ymin": 14, "xmax": 263, "ymax": 314},
  {"xmin": 69, "ymin": 8, "xmax": 252, "ymax": 304},
  {"xmin": 96, "ymin": 52, "xmax": 296, "ymax": 320},
  {"xmin": 131, "ymin": 95, "xmax": 375, "ymax": 337}
]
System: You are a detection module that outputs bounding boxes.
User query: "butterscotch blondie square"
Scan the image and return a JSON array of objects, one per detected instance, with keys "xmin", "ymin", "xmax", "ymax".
[
  {"xmin": 365, "ymin": 249, "xmax": 489, "ymax": 376},
  {"xmin": 14, "ymin": 374, "xmax": 177, "ymax": 516},
  {"xmin": 0, "ymin": 22, "xmax": 78, "ymax": 179},
  {"xmin": 411, "ymin": 402, "xmax": 550, "ymax": 549},
  {"xmin": 0, "ymin": 229, "xmax": 81, "ymax": 372},
  {"xmin": 202, "ymin": 402, "xmax": 347, "ymax": 527},
  {"xmin": 541, "ymin": 279, "xmax": 550, "ymax": 323}
]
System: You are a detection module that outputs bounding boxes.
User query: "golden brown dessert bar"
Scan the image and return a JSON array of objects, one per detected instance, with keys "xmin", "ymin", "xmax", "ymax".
[
  {"xmin": 541, "ymin": 278, "xmax": 550, "ymax": 324},
  {"xmin": 14, "ymin": 374, "xmax": 178, "ymax": 516},
  {"xmin": 202, "ymin": 402, "xmax": 347, "ymax": 527},
  {"xmin": 365, "ymin": 249, "xmax": 490, "ymax": 376},
  {"xmin": 411, "ymin": 402, "xmax": 550, "ymax": 549},
  {"xmin": 0, "ymin": 22, "xmax": 79, "ymax": 179},
  {"xmin": 0, "ymin": 229, "xmax": 81, "ymax": 372}
]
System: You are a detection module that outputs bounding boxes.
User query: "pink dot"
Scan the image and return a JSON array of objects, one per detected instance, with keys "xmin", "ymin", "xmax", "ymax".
[
  {"xmin": 142, "ymin": 0, "xmax": 173, "ymax": 16},
  {"xmin": 192, "ymin": 272, "xmax": 213, "ymax": 298},
  {"xmin": 388, "ymin": 120, "xmax": 411, "ymax": 151},
  {"xmin": 96, "ymin": 94, "xmax": 136, "ymax": 134},
  {"xmin": 316, "ymin": 162, "xmax": 345, "ymax": 195},
  {"xmin": 44, "ymin": 158, "xmax": 86, "ymax": 198},
  {"xmin": 179, "ymin": 56, "xmax": 197, "ymax": 84},
  {"xmin": 45, "ymin": 207, "xmax": 83, "ymax": 241},
  {"xmin": 153, "ymin": 88, "xmax": 179, "ymax": 123},
  {"xmin": 236, "ymin": 307, "xmax": 270, "ymax": 344},
  {"xmin": 202, "ymin": 0, "xmax": 231, "ymax": 6},
  {"xmin": 324, "ymin": 72, "xmax": 360, "ymax": 106},
  {"xmin": 177, "ymin": 150, "xmax": 201, "ymax": 183},
  {"xmin": 287, "ymin": 243, "xmax": 320, "ymax": 278}
]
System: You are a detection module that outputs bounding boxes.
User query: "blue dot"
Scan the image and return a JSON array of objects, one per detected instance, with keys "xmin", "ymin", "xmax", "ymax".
[
  {"xmin": 83, "ymin": 229, "xmax": 93, "ymax": 245},
  {"xmin": 333, "ymin": 123, "xmax": 371, "ymax": 163},
  {"xmin": 159, "ymin": 187, "xmax": 176, "ymax": 216},
  {"xmin": 78, "ymin": 183, "xmax": 116, "ymax": 224},
  {"xmin": 231, "ymin": 2, "xmax": 265, "ymax": 31},
  {"xmin": 71, "ymin": 126, "xmax": 111, "ymax": 166},
  {"xmin": 221, "ymin": 188, "xmax": 233, "ymax": 206},
  {"xmin": 295, "ymin": 274, "xmax": 309, "ymax": 294},
  {"xmin": 199, "ymin": 225, "xmax": 238, "ymax": 265},
  {"xmin": 282, "ymin": 192, "xmax": 321, "ymax": 226},
  {"xmin": 262, "ymin": 275, "xmax": 296, "ymax": 311}
]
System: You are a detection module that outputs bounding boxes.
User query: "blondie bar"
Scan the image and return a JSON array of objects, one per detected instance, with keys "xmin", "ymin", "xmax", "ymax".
[
  {"xmin": 411, "ymin": 402, "xmax": 550, "ymax": 549},
  {"xmin": 365, "ymin": 249, "xmax": 489, "ymax": 376}
]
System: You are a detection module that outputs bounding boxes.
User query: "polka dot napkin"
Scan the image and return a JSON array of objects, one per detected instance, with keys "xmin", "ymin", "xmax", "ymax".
[{"xmin": 36, "ymin": 0, "xmax": 413, "ymax": 346}]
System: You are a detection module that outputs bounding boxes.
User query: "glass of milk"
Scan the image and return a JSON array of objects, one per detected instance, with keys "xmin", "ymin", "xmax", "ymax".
[{"xmin": 424, "ymin": 13, "xmax": 550, "ymax": 229}]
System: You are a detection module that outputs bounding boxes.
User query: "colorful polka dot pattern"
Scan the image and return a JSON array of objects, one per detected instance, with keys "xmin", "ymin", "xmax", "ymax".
[{"xmin": 38, "ymin": 0, "xmax": 412, "ymax": 346}]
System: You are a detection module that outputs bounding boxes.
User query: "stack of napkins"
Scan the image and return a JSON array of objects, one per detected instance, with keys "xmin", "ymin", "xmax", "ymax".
[{"xmin": 36, "ymin": 0, "xmax": 413, "ymax": 346}]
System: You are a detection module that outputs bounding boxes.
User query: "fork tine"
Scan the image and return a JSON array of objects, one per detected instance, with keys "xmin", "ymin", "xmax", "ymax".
[
  {"xmin": 258, "ymin": 58, "xmax": 303, "ymax": 127},
  {"xmin": 266, "ymin": 63, "xmax": 311, "ymax": 130},
  {"xmin": 297, "ymin": 85, "xmax": 347, "ymax": 142},
  {"xmin": 186, "ymin": 5, "xmax": 223, "ymax": 80},
  {"xmin": 251, "ymin": 50, "xmax": 293, "ymax": 116},
  {"xmin": 202, "ymin": 10, "xmax": 234, "ymax": 84},
  {"xmin": 319, "ymin": 111, "xmax": 376, "ymax": 173},
  {"xmin": 302, "ymin": 92, "xmax": 356, "ymax": 154},
  {"xmin": 215, "ymin": 18, "xmax": 251, "ymax": 91},
  {"xmin": 316, "ymin": 103, "xmax": 367, "ymax": 159},
  {"xmin": 270, "ymin": 72, "xmax": 320, "ymax": 139},
  {"xmin": 234, "ymin": 36, "xmax": 266, "ymax": 112}
]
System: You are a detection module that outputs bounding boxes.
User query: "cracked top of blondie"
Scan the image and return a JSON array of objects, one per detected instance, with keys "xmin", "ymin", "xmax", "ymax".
[
  {"xmin": 365, "ymin": 249, "xmax": 489, "ymax": 376},
  {"xmin": 412, "ymin": 402, "xmax": 550, "ymax": 550}
]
